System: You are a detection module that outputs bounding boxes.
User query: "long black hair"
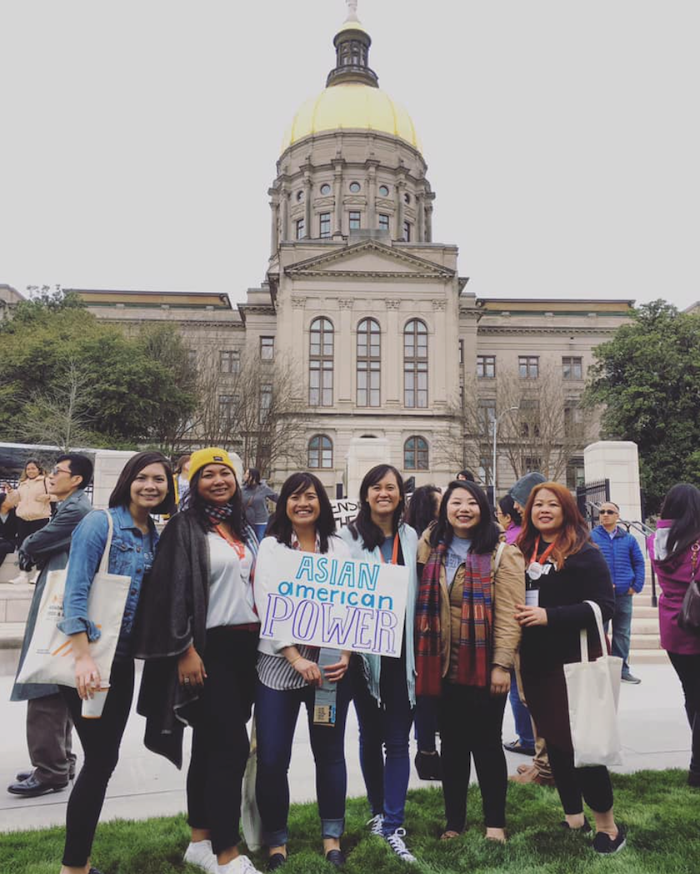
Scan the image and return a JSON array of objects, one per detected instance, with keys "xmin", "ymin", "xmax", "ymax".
[
  {"xmin": 187, "ymin": 465, "xmax": 250, "ymax": 542},
  {"xmin": 429, "ymin": 480, "xmax": 500, "ymax": 554},
  {"xmin": 266, "ymin": 472, "xmax": 336, "ymax": 553},
  {"xmin": 246, "ymin": 467, "xmax": 261, "ymax": 486},
  {"xmin": 405, "ymin": 485, "xmax": 441, "ymax": 538},
  {"xmin": 658, "ymin": 483, "xmax": 700, "ymax": 566},
  {"xmin": 498, "ymin": 493, "xmax": 522, "ymax": 527},
  {"xmin": 109, "ymin": 451, "xmax": 174, "ymax": 515},
  {"xmin": 347, "ymin": 464, "xmax": 405, "ymax": 551}
]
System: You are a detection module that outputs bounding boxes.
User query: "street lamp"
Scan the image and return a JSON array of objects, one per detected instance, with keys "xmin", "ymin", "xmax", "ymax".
[{"xmin": 491, "ymin": 406, "xmax": 519, "ymax": 496}]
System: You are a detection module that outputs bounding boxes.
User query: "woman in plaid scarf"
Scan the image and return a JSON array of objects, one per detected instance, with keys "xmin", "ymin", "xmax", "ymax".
[{"xmin": 415, "ymin": 481, "xmax": 524, "ymax": 842}]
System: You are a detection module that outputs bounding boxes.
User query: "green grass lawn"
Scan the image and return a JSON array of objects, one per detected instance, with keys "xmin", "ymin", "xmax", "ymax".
[{"xmin": 1, "ymin": 770, "xmax": 697, "ymax": 874}]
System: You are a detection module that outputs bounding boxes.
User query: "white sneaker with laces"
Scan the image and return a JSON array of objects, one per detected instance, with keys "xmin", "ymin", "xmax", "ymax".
[
  {"xmin": 183, "ymin": 839, "xmax": 218, "ymax": 873},
  {"xmin": 367, "ymin": 813, "xmax": 384, "ymax": 835},
  {"xmin": 217, "ymin": 855, "xmax": 263, "ymax": 874},
  {"xmin": 385, "ymin": 828, "xmax": 417, "ymax": 863}
]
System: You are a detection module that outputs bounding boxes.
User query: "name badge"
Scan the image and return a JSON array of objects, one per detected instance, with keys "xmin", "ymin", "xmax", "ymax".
[{"xmin": 525, "ymin": 589, "xmax": 540, "ymax": 607}]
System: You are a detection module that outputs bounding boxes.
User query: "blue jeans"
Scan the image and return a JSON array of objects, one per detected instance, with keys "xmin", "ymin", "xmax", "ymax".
[
  {"xmin": 508, "ymin": 668, "xmax": 534, "ymax": 747},
  {"xmin": 255, "ymin": 676, "xmax": 351, "ymax": 846},
  {"xmin": 351, "ymin": 655, "xmax": 415, "ymax": 834},
  {"xmin": 254, "ymin": 523, "xmax": 268, "ymax": 542},
  {"xmin": 610, "ymin": 591, "xmax": 634, "ymax": 673}
]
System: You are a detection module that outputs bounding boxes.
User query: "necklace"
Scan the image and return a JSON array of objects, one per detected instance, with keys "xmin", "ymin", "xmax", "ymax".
[{"xmin": 527, "ymin": 536, "xmax": 557, "ymax": 580}]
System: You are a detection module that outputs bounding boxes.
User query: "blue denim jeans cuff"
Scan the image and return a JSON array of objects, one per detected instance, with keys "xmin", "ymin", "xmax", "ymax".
[
  {"xmin": 321, "ymin": 818, "xmax": 345, "ymax": 839},
  {"xmin": 264, "ymin": 828, "xmax": 288, "ymax": 847}
]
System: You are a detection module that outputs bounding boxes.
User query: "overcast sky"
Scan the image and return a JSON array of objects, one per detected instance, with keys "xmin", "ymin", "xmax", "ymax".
[{"xmin": 1, "ymin": 0, "xmax": 698, "ymax": 309}]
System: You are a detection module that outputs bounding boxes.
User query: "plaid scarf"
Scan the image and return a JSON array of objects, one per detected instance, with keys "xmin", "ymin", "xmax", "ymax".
[
  {"xmin": 415, "ymin": 542, "xmax": 493, "ymax": 696},
  {"xmin": 204, "ymin": 501, "xmax": 234, "ymax": 526}
]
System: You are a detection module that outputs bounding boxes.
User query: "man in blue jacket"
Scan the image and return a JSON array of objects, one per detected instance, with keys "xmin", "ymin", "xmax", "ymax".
[{"xmin": 591, "ymin": 501, "xmax": 646, "ymax": 684}]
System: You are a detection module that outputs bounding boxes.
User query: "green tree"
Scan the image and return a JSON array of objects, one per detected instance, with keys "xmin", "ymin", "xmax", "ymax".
[
  {"xmin": 584, "ymin": 300, "xmax": 700, "ymax": 513},
  {"xmin": 0, "ymin": 290, "xmax": 196, "ymax": 449}
]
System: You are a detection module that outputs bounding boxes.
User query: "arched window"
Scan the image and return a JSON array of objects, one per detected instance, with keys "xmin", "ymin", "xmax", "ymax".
[
  {"xmin": 357, "ymin": 318, "xmax": 381, "ymax": 407},
  {"xmin": 308, "ymin": 435, "xmax": 333, "ymax": 469},
  {"xmin": 309, "ymin": 318, "xmax": 334, "ymax": 406},
  {"xmin": 404, "ymin": 319, "xmax": 428, "ymax": 408},
  {"xmin": 404, "ymin": 436, "xmax": 429, "ymax": 470}
]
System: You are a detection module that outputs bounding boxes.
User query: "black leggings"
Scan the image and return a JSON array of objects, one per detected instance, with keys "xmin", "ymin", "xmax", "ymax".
[
  {"xmin": 548, "ymin": 742, "xmax": 613, "ymax": 815},
  {"xmin": 60, "ymin": 659, "xmax": 135, "ymax": 867},
  {"xmin": 186, "ymin": 627, "xmax": 258, "ymax": 855},
  {"xmin": 438, "ymin": 682, "xmax": 508, "ymax": 830},
  {"xmin": 667, "ymin": 651, "xmax": 700, "ymax": 778}
]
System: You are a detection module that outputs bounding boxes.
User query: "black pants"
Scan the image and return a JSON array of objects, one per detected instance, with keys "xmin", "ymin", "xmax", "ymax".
[
  {"xmin": 16, "ymin": 517, "xmax": 49, "ymax": 548},
  {"xmin": 668, "ymin": 651, "xmax": 700, "ymax": 778},
  {"xmin": 547, "ymin": 743, "xmax": 613, "ymax": 815},
  {"xmin": 60, "ymin": 659, "xmax": 135, "ymax": 868},
  {"xmin": 438, "ymin": 682, "xmax": 508, "ymax": 831},
  {"xmin": 187, "ymin": 627, "xmax": 258, "ymax": 855}
]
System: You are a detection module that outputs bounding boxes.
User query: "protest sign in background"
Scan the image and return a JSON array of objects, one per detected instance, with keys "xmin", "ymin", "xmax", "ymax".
[
  {"xmin": 329, "ymin": 498, "xmax": 360, "ymax": 527},
  {"xmin": 254, "ymin": 549, "xmax": 408, "ymax": 658}
]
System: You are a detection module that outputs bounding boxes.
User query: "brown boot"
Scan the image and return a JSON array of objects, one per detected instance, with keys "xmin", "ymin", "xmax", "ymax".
[{"xmin": 510, "ymin": 765, "xmax": 556, "ymax": 787}]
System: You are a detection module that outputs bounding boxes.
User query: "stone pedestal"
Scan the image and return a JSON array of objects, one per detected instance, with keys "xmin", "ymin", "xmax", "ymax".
[
  {"xmin": 345, "ymin": 437, "xmax": 390, "ymax": 500},
  {"xmin": 92, "ymin": 450, "xmax": 136, "ymax": 509},
  {"xmin": 584, "ymin": 440, "xmax": 644, "ymax": 544}
]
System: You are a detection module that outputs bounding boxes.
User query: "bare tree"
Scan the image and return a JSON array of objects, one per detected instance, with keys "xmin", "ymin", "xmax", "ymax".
[
  {"xmin": 434, "ymin": 364, "xmax": 597, "ymax": 484},
  {"xmin": 185, "ymin": 348, "xmax": 309, "ymax": 478},
  {"xmin": 16, "ymin": 359, "xmax": 96, "ymax": 451}
]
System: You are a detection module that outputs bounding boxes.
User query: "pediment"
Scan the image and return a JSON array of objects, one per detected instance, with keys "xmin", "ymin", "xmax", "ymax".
[{"xmin": 284, "ymin": 240, "xmax": 454, "ymax": 280}]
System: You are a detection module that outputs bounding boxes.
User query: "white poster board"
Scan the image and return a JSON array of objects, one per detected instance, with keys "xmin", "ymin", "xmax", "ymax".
[
  {"xmin": 255, "ymin": 549, "xmax": 408, "ymax": 658},
  {"xmin": 330, "ymin": 498, "xmax": 360, "ymax": 527}
]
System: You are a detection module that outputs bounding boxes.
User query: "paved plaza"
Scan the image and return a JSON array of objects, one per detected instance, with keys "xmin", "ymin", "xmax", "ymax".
[{"xmin": 0, "ymin": 661, "xmax": 691, "ymax": 834}]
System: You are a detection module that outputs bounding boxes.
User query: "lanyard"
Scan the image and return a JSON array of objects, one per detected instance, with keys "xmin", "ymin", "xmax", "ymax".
[
  {"xmin": 215, "ymin": 524, "xmax": 246, "ymax": 560},
  {"xmin": 529, "ymin": 536, "xmax": 556, "ymax": 567},
  {"xmin": 380, "ymin": 533, "xmax": 400, "ymax": 565}
]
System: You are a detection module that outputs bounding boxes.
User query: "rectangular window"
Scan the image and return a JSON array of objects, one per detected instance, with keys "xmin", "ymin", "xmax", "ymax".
[
  {"xmin": 378, "ymin": 213, "xmax": 390, "ymax": 232},
  {"xmin": 477, "ymin": 355, "xmax": 496, "ymax": 378},
  {"xmin": 566, "ymin": 457, "xmax": 586, "ymax": 489},
  {"xmin": 519, "ymin": 399, "xmax": 541, "ymax": 438},
  {"xmin": 349, "ymin": 211, "xmax": 361, "ymax": 230},
  {"xmin": 219, "ymin": 394, "xmax": 237, "ymax": 422},
  {"xmin": 295, "ymin": 218, "xmax": 305, "ymax": 239},
  {"xmin": 477, "ymin": 399, "xmax": 497, "ymax": 436},
  {"xmin": 259, "ymin": 383, "xmax": 272, "ymax": 424},
  {"xmin": 357, "ymin": 360, "xmax": 381, "ymax": 407},
  {"xmin": 562, "ymin": 356, "xmax": 584, "ymax": 380},
  {"xmin": 220, "ymin": 350, "xmax": 240, "ymax": 374},
  {"xmin": 260, "ymin": 336, "xmax": 274, "ymax": 360},
  {"xmin": 404, "ymin": 362, "xmax": 428, "ymax": 408},
  {"xmin": 524, "ymin": 456, "xmax": 542, "ymax": 474},
  {"xmin": 564, "ymin": 402, "xmax": 584, "ymax": 438},
  {"xmin": 319, "ymin": 213, "xmax": 331, "ymax": 238},
  {"xmin": 403, "ymin": 221, "xmax": 411, "ymax": 241},
  {"xmin": 309, "ymin": 360, "xmax": 333, "ymax": 407},
  {"xmin": 519, "ymin": 356, "xmax": 539, "ymax": 378}
]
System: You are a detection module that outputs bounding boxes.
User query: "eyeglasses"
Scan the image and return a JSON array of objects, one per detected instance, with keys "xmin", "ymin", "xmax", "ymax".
[
  {"xmin": 599, "ymin": 509, "xmax": 618, "ymax": 515},
  {"xmin": 51, "ymin": 466, "xmax": 72, "ymax": 476}
]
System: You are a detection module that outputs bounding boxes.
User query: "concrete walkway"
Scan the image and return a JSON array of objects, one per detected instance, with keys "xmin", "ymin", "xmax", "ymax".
[{"xmin": 0, "ymin": 662, "xmax": 691, "ymax": 834}]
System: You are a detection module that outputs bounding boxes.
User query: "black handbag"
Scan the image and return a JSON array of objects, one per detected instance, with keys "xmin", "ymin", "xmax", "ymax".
[{"xmin": 677, "ymin": 542, "xmax": 700, "ymax": 634}]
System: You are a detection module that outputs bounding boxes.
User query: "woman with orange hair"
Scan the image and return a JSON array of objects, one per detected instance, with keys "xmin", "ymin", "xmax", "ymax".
[{"xmin": 514, "ymin": 482, "xmax": 626, "ymax": 855}]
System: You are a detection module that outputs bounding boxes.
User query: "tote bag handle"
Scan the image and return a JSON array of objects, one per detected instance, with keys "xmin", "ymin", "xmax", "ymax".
[{"xmin": 579, "ymin": 600, "xmax": 606, "ymax": 663}]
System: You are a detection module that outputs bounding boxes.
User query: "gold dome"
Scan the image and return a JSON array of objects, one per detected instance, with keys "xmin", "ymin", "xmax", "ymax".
[{"xmin": 281, "ymin": 83, "xmax": 421, "ymax": 153}]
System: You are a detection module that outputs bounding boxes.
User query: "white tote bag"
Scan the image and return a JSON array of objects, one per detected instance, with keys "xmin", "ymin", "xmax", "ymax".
[
  {"xmin": 240, "ymin": 717, "xmax": 263, "ymax": 852},
  {"xmin": 16, "ymin": 510, "xmax": 132, "ymax": 688},
  {"xmin": 563, "ymin": 600, "xmax": 623, "ymax": 768}
]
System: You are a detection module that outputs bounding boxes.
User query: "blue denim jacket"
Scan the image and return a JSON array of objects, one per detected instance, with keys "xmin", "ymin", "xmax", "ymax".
[{"xmin": 58, "ymin": 505, "xmax": 158, "ymax": 660}]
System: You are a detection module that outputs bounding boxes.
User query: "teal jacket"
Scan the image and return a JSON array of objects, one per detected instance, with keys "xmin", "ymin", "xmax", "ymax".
[{"xmin": 339, "ymin": 522, "xmax": 419, "ymax": 706}]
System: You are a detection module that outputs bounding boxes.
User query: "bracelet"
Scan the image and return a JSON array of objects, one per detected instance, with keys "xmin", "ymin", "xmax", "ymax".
[{"xmin": 289, "ymin": 655, "xmax": 302, "ymax": 666}]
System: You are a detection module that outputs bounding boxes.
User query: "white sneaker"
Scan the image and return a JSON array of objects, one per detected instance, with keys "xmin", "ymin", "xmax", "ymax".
[
  {"xmin": 367, "ymin": 813, "xmax": 384, "ymax": 836},
  {"xmin": 183, "ymin": 840, "xmax": 219, "ymax": 873},
  {"xmin": 385, "ymin": 828, "xmax": 417, "ymax": 863},
  {"xmin": 218, "ymin": 855, "xmax": 263, "ymax": 874},
  {"xmin": 10, "ymin": 571, "xmax": 31, "ymax": 586}
]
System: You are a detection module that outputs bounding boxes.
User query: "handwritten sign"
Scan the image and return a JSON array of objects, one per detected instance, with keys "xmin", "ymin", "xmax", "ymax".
[
  {"xmin": 254, "ymin": 550, "xmax": 408, "ymax": 658},
  {"xmin": 329, "ymin": 498, "xmax": 360, "ymax": 527}
]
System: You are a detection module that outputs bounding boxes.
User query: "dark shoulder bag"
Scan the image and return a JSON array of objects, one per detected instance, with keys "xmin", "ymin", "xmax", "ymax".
[{"xmin": 677, "ymin": 541, "xmax": 700, "ymax": 634}]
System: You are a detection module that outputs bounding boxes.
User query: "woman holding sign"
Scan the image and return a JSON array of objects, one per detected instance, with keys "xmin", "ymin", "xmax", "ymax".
[
  {"xmin": 340, "ymin": 464, "xmax": 420, "ymax": 864},
  {"xmin": 56, "ymin": 451, "xmax": 174, "ymax": 874},
  {"xmin": 254, "ymin": 472, "xmax": 352, "ymax": 869},
  {"xmin": 415, "ymin": 480, "xmax": 524, "ymax": 843},
  {"xmin": 514, "ymin": 483, "xmax": 625, "ymax": 854},
  {"xmin": 135, "ymin": 448, "xmax": 262, "ymax": 874}
]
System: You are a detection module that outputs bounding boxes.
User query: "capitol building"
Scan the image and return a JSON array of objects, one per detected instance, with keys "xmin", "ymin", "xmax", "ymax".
[{"xmin": 68, "ymin": 3, "xmax": 633, "ymax": 493}]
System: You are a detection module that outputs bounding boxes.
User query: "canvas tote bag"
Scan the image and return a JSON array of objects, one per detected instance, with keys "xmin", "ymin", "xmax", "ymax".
[
  {"xmin": 17, "ymin": 510, "xmax": 132, "ymax": 687},
  {"xmin": 563, "ymin": 600, "xmax": 623, "ymax": 768}
]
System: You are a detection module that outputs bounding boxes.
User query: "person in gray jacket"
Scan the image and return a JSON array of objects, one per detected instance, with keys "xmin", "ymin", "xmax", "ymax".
[
  {"xmin": 8, "ymin": 453, "xmax": 94, "ymax": 798},
  {"xmin": 241, "ymin": 468, "xmax": 279, "ymax": 542}
]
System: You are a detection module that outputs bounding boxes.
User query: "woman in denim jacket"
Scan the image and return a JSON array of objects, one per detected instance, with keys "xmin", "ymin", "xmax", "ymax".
[{"xmin": 57, "ymin": 451, "xmax": 174, "ymax": 874}]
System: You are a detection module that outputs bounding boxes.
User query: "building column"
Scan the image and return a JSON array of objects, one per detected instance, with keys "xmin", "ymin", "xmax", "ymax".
[
  {"xmin": 366, "ymin": 160, "xmax": 378, "ymax": 230},
  {"xmin": 280, "ymin": 186, "xmax": 289, "ymax": 241},
  {"xmin": 332, "ymin": 159, "xmax": 345, "ymax": 236},
  {"xmin": 289, "ymin": 295, "xmax": 306, "ymax": 403},
  {"xmin": 337, "ymin": 299, "xmax": 354, "ymax": 406},
  {"xmin": 396, "ymin": 177, "xmax": 406, "ymax": 240},
  {"xmin": 269, "ymin": 196, "xmax": 279, "ymax": 254},
  {"xmin": 417, "ymin": 193, "xmax": 425, "ymax": 242},
  {"xmin": 385, "ymin": 299, "xmax": 401, "ymax": 408},
  {"xmin": 303, "ymin": 171, "xmax": 312, "ymax": 238}
]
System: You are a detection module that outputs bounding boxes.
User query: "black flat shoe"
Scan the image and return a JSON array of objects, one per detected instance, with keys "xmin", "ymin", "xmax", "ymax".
[
  {"xmin": 503, "ymin": 740, "xmax": 536, "ymax": 757},
  {"xmin": 325, "ymin": 849, "xmax": 346, "ymax": 867},
  {"xmin": 7, "ymin": 774, "xmax": 68, "ymax": 797},
  {"xmin": 560, "ymin": 819, "xmax": 592, "ymax": 834},
  {"xmin": 88, "ymin": 868, "xmax": 103, "ymax": 874},
  {"xmin": 268, "ymin": 852, "xmax": 287, "ymax": 871}
]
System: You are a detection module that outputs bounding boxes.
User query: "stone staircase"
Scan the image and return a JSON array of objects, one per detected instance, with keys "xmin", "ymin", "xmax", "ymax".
[{"xmin": 0, "ymin": 555, "xmax": 668, "ymax": 676}]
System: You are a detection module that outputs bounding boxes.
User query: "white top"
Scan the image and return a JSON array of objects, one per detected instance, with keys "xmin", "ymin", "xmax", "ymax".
[{"xmin": 205, "ymin": 531, "xmax": 257, "ymax": 629}]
